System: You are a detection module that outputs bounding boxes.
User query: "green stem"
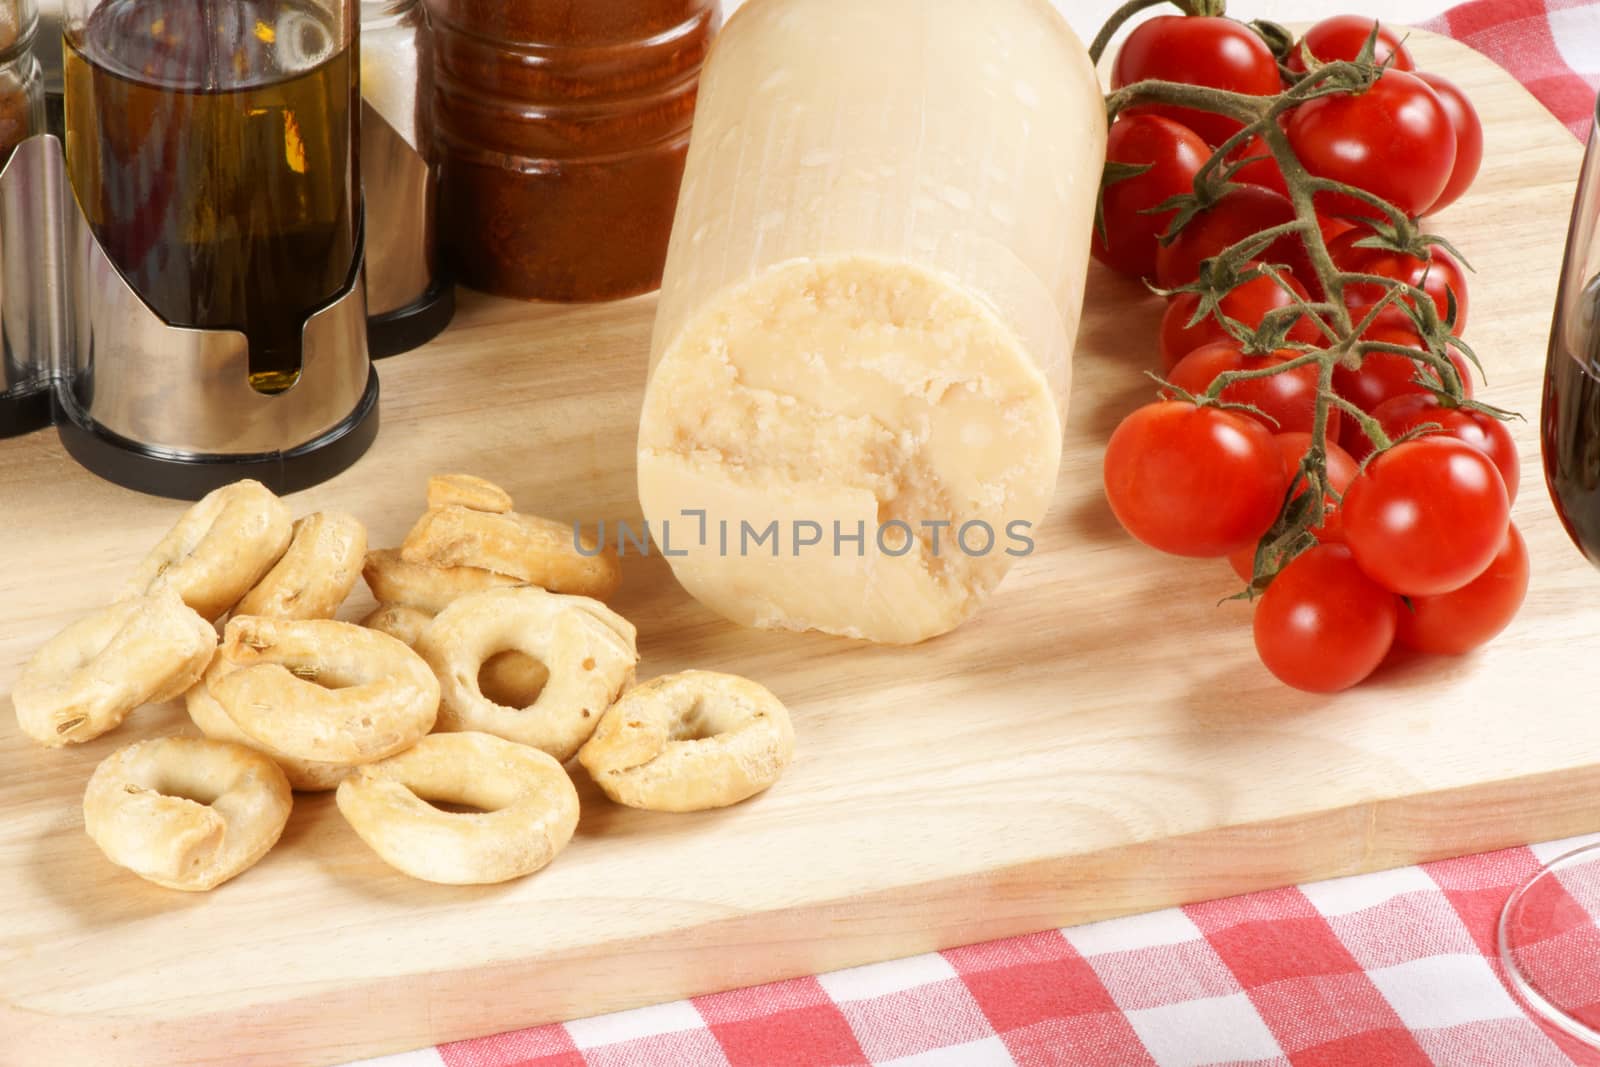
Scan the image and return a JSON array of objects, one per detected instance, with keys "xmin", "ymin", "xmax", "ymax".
[
  {"xmin": 1204, "ymin": 351, "xmax": 1325, "ymax": 399},
  {"xmin": 1326, "ymin": 393, "xmax": 1393, "ymax": 452},
  {"xmin": 1342, "ymin": 276, "xmax": 1414, "ymax": 345},
  {"xmin": 1267, "ymin": 292, "xmax": 1342, "ymax": 345},
  {"xmin": 1217, "ymin": 218, "xmax": 1319, "ymax": 256},
  {"xmin": 1193, "ymin": 123, "xmax": 1268, "ymax": 190},
  {"xmin": 1359, "ymin": 341, "xmax": 1464, "ymax": 393},
  {"xmin": 1255, "ymin": 121, "xmax": 1353, "ymax": 336},
  {"xmin": 1308, "ymin": 358, "xmax": 1337, "ymax": 468},
  {"xmin": 1089, "ymin": 0, "xmax": 1177, "ymax": 64},
  {"xmin": 1304, "ymin": 178, "xmax": 1413, "ymax": 230},
  {"xmin": 1340, "ymin": 271, "xmax": 1418, "ymax": 291}
]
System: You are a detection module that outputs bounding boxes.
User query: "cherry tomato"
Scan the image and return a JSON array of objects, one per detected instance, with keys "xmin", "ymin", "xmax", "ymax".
[
  {"xmin": 1363, "ymin": 392, "xmax": 1520, "ymax": 502},
  {"xmin": 1333, "ymin": 324, "xmax": 1475, "ymax": 453},
  {"xmin": 1341, "ymin": 437, "xmax": 1510, "ymax": 596},
  {"xmin": 1395, "ymin": 524, "xmax": 1529, "ymax": 655},
  {"xmin": 1228, "ymin": 544, "xmax": 1261, "ymax": 583},
  {"xmin": 1253, "ymin": 544, "xmax": 1399, "ymax": 693},
  {"xmin": 1167, "ymin": 343, "xmax": 1340, "ymax": 439},
  {"xmin": 1415, "ymin": 72, "xmax": 1484, "ymax": 215},
  {"xmin": 1103, "ymin": 401, "xmax": 1288, "ymax": 558},
  {"xmin": 1228, "ymin": 433, "xmax": 1359, "ymax": 581},
  {"xmin": 1329, "ymin": 230, "xmax": 1470, "ymax": 333},
  {"xmin": 1278, "ymin": 431, "xmax": 1359, "ymax": 542},
  {"xmin": 1094, "ymin": 115, "xmax": 1212, "ymax": 279},
  {"xmin": 1155, "ymin": 185, "xmax": 1315, "ymax": 289},
  {"xmin": 1226, "ymin": 135, "xmax": 1289, "ymax": 198},
  {"xmin": 1318, "ymin": 214, "xmax": 1358, "ymax": 249},
  {"xmin": 1111, "ymin": 16, "xmax": 1282, "ymax": 147},
  {"xmin": 1223, "ymin": 146, "xmax": 1363, "ymax": 265},
  {"xmin": 1285, "ymin": 16, "xmax": 1416, "ymax": 74},
  {"xmin": 1158, "ymin": 266, "xmax": 1320, "ymax": 370},
  {"xmin": 1286, "ymin": 70, "xmax": 1456, "ymax": 221}
]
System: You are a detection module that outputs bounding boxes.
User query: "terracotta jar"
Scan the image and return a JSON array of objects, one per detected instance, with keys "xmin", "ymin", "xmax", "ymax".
[{"xmin": 427, "ymin": 0, "xmax": 719, "ymax": 302}]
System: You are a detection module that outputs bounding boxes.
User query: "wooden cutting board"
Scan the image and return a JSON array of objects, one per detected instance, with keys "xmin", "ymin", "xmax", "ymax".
[{"xmin": 0, "ymin": 31, "xmax": 1588, "ymax": 1067}]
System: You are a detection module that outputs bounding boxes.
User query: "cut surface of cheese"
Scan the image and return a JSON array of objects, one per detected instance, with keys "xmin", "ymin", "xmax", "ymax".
[{"xmin": 637, "ymin": 0, "xmax": 1106, "ymax": 644}]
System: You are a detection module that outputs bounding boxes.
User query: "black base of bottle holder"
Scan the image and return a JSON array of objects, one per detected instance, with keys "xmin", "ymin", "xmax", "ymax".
[
  {"xmin": 55, "ymin": 368, "xmax": 381, "ymax": 500},
  {"xmin": 368, "ymin": 279, "xmax": 455, "ymax": 360},
  {"xmin": 0, "ymin": 385, "xmax": 53, "ymax": 438}
]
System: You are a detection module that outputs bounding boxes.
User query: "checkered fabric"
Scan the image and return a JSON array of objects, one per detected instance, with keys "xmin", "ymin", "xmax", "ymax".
[
  {"xmin": 348, "ymin": 837, "xmax": 1600, "ymax": 1067},
  {"xmin": 1422, "ymin": 0, "xmax": 1600, "ymax": 138},
  {"xmin": 346, "ymin": 4, "xmax": 1600, "ymax": 1065}
]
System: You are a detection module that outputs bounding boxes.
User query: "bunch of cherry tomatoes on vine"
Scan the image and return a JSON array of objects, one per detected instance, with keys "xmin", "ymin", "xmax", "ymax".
[{"xmin": 1093, "ymin": 9, "xmax": 1526, "ymax": 694}]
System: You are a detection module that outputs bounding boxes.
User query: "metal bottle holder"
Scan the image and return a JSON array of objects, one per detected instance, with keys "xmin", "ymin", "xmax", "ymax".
[
  {"xmin": 363, "ymin": 100, "xmax": 454, "ymax": 359},
  {"xmin": 0, "ymin": 137, "xmax": 54, "ymax": 438},
  {"xmin": 0, "ymin": 133, "xmax": 380, "ymax": 499}
]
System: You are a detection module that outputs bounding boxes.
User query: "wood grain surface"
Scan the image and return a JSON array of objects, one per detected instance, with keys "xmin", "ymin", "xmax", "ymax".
[{"xmin": 0, "ymin": 32, "xmax": 1588, "ymax": 1067}]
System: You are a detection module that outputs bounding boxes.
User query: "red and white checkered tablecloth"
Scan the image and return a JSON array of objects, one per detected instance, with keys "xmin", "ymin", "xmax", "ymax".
[
  {"xmin": 1422, "ymin": 0, "xmax": 1599, "ymax": 139},
  {"xmin": 352, "ymin": 4, "xmax": 1600, "ymax": 1066},
  {"xmin": 356, "ymin": 835, "xmax": 1600, "ymax": 1067}
]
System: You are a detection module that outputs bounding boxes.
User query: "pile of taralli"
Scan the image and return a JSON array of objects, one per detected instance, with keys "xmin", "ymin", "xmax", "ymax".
[{"xmin": 13, "ymin": 476, "xmax": 796, "ymax": 891}]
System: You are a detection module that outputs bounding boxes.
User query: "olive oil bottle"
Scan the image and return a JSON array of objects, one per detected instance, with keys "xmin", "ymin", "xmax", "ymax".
[{"xmin": 64, "ymin": 0, "xmax": 356, "ymax": 393}]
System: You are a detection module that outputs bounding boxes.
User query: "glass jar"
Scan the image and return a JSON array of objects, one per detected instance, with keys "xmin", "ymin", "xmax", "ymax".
[
  {"xmin": 359, "ymin": 0, "xmax": 449, "ymax": 342},
  {"xmin": 0, "ymin": 0, "xmax": 36, "ymax": 60},
  {"xmin": 0, "ymin": 0, "xmax": 42, "ymax": 164},
  {"xmin": 0, "ymin": 0, "xmax": 44, "ymax": 435},
  {"xmin": 62, "ymin": 0, "xmax": 360, "ymax": 393},
  {"xmin": 426, "ymin": 0, "xmax": 720, "ymax": 302},
  {"xmin": 360, "ymin": 0, "xmax": 428, "ymax": 152}
]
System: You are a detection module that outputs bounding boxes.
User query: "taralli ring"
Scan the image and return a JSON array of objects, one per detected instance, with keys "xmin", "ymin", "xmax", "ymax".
[
  {"xmin": 401, "ymin": 506, "xmax": 622, "ymax": 600},
  {"xmin": 578, "ymin": 670, "xmax": 795, "ymax": 812},
  {"xmin": 187, "ymin": 657, "xmax": 354, "ymax": 793},
  {"xmin": 336, "ymin": 731, "xmax": 580, "ymax": 885},
  {"xmin": 358, "ymin": 603, "xmax": 435, "ymax": 647},
  {"xmin": 210, "ymin": 616, "xmax": 439, "ymax": 764},
  {"xmin": 362, "ymin": 548, "xmax": 522, "ymax": 614},
  {"xmin": 416, "ymin": 587, "xmax": 637, "ymax": 761},
  {"xmin": 427, "ymin": 473, "xmax": 513, "ymax": 514},
  {"xmin": 83, "ymin": 736, "xmax": 292, "ymax": 891},
  {"xmin": 12, "ymin": 591, "xmax": 217, "ymax": 747},
  {"xmin": 121, "ymin": 479, "xmax": 294, "ymax": 621},
  {"xmin": 361, "ymin": 603, "xmax": 551, "ymax": 708},
  {"xmin": 233, "ymin": 511, "xmax": 367, "ymax": 620}
]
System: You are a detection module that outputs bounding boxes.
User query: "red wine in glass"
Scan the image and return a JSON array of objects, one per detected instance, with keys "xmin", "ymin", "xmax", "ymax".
[
  {"xmin": 1543, "ymin": 272, "xmax": 1600, "ymax": 562},
  {"xmin": 1511, "ymin": 97, "xmax": 1600, "ymax": 1045},
  {"xmin": 1545, "ymin": 95, "xmax": 1600, "ymax": 562}
]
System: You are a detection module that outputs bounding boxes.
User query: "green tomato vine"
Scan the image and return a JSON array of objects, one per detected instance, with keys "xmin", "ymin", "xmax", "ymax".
[{"xmin": 1093, "ymin": 2, "xmax": 1517, "ymax": 592}]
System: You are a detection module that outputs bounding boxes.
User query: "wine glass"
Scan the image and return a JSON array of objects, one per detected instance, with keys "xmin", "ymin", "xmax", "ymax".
[{"xmin": 1504, "ymin": 93, "xmax": 1600, "ymax": 1044}]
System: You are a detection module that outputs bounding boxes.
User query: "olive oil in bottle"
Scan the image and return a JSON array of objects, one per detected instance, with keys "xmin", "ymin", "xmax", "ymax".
[{"xmin": 63, "ymin": 0, "xmax": 356, "ymax": 394}]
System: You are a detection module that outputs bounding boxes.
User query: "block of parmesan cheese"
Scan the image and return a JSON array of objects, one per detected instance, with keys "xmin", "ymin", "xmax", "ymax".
[{"xmin": 636, "ymin": 0, "xmax": 1105, "ymax": 644}]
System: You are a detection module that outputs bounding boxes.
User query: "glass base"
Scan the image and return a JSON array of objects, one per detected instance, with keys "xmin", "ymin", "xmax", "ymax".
[{"xmin": 1499, "ymin": 843, "xmax": 1600, "ymax": 1047}]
